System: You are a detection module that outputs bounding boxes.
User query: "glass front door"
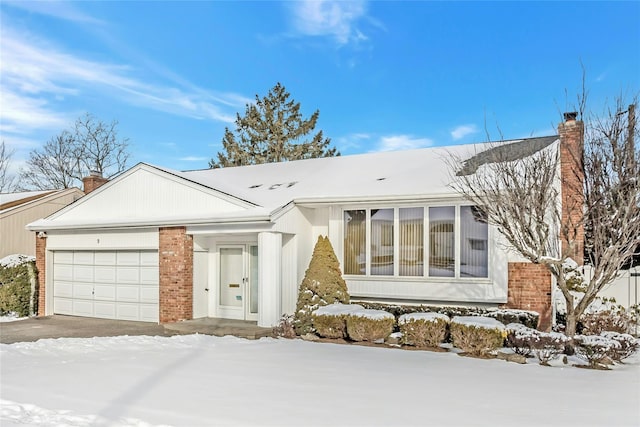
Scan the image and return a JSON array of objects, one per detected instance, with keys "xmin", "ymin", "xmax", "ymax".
[{"xmin": 218, "ymin": 245, "xmax": 258, "ymax": 321}]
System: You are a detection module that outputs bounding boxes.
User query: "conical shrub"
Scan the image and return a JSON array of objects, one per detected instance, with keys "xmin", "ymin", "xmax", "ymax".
[{"xmin": 294, "ymin": 236, "xmax": 350, "ymax": 335}]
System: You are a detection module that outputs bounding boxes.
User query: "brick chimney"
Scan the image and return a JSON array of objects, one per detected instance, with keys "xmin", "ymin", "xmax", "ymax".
[
  {"xmin": 82, "ymin": 170, "xmax": 108, "ymax": 194},
  {"xmin": 558, "ymin": 112, "xmax": 585, "ymax": 265}
]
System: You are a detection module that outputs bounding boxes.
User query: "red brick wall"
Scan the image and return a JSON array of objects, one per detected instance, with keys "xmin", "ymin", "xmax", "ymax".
[
  {"xmin": 82, "ymin": 175, "xmax": 108, "ymax": 194},
  {"xmin": 558, "ymin": 117, "xmax": 585, "ymax": 265},
  {"xmin": 505, "ymin": 262, "xmax": 552, "ymax": 331},
  {"xmin": 35, "ymin": 234, "xmax": 47, "ymax": 316},
  {"xmin": 159, "ymin": 226, "xmax": 193, "ymax": 323}
]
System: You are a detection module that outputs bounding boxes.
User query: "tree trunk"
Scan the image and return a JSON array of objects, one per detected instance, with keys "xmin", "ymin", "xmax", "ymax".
[{"xmin": 564, "ymin": 312, "xmax": 578, "ymax": 355}]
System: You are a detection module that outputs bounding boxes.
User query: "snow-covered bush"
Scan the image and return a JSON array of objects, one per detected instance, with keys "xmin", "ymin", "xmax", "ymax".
[
  {"xmin": 600, "ymin": 331, "xmax": 639, "ymax": 362},
  {"xmin": 346, "ymin": 309, "xmax": 395, "ymax": 342},
  {"xmin": 0, "ymin": 254, "xmax": 38, "ymax": 317},
  {"xmin": 272, "ymin": 314, "xmax": 296, "ymax": 339},
  {"xmin": 506, "ymin": 323, "xmax": 569, "ymax": 365},
  {"xmin": 579, "ymin": 298, "xmax": 637, "ymax": 335},
  {"xmin": 573, "ymin": 334, "xmax": 621, "ymax": 369},
  {"xmin": 398, "ymin": 312, "xmax": 450, "ymax": 348},
  {"xmin": 312, "ymin": 303, "xmax": 364, "ymax": 339},
  {"xmin": 450, "ymin": 316, "xmax": 506, "ymax": 356},
  {"xmin": 294, "ymin": 236, "xmax": 350, "ymax": 335},
  {"xmin": 358, "ymin": 302, "xmax": 538, "ymax": 329}
]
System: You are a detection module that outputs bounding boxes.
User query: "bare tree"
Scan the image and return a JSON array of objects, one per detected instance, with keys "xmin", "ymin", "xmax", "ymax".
[
  {"xmin": 0, "ymin": 141, "xmax": 17, "ymax": 192},
  {"xmin": 19, "ymin": 113, "xmax": 130, "ymax": 190},
  {"xmin": 448, "ymin": 95, "xmax": 639, "ymax": 338}
]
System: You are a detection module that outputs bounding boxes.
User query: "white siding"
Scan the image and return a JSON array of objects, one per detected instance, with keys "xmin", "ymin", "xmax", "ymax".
[
  {"xmin": 46, "ymin": 229, "xmax": 158, "ymax": 251},
  {"xmin": 281, "ymin": 234, "xmax": 298, "ymax": 315},
  {"xmin": 50, "ymin": 168, "xmax": 248, "ymax": 224}
]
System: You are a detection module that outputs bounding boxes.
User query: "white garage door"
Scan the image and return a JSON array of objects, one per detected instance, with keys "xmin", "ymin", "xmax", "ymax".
[{"xmin": 53, "ymin": 250, "xmax": 159, "ymax": 322}]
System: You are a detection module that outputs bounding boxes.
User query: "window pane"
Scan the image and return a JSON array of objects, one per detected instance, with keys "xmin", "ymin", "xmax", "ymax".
[
  {"xmin": 399, "ymin": 207, "xmax": 424, "ymax": 276},
  {"xmin": 429, "ymin": 206, "xmax": 455, "ymax": 277},
  {"xmin": 460, "ymin": 206, "xmax": 488, "ymax": 277},
  {"xmin": 371, "ymin": 209, "xmax": 394, "ymax": 275},
  {"xmin": 344, "ymin": 210, "xmax": 366, "ymax": 275}
]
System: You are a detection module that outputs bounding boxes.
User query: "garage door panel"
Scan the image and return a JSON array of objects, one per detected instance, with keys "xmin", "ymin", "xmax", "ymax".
[
  {"xmin": 72, "ymin": 300, "xmax": 93, "ymax": 316},
  {"xmin": 54, "ymin": 251, "xmax": 73, "ymax": 264},
  {"xmin": 94, "ymin": 252, "xmax": 116, "ymax": 265},
  {"xmin": 54, "ymin": 282, "xmax": 73, "ymax": 298},
  {"xmin": 140, "ymin": 286, "xmax": 158, "ymax": 303},
  {"xmin": 117, "ymin": 286, "xmax": 139, "ymax": 302},
  {"xmin": 94, "ymin": 302, "xmax": 116, "ymax": 319},
  {"xmin": 53, "ymin": 250, "xmax": 159, "ymax": 322},
  {"xmin": 117, "ymin": 252, "xmax": 140, "ymax": 265},
  {"xmin": 72, "ymin": 283, "xmax": 94, "ymax": 299},
  {"xmin": 140, "ymin": 267, "xmax": 159, "ymax": 284},
  {"xmin": 73, "ymin": 265, "xmax": 93, "ymax": 282},
  {"xmin": 140, "ymin": 251, "xmax": 159, "ymax": 266},
  {"xmin": 94, "ymin": 284, "xmax": 116, "ymax": 301},
  {"xmin": 54, "ymin": 298, "xmax": 73, "ymax": 315},
  {"xmin": 95, "ymin": 266, "xmax": 116, "ymax": 283},
  {"xmin": 117, "ymin": 267, "xmax": 139, "ymax": 284},
  {"xmin": 54, "ymin": 265, "xmax": 73, "ymax": 281},
  {"xmin": 74, "ymin": 252, "xmax": 94, "ymax": 265}
]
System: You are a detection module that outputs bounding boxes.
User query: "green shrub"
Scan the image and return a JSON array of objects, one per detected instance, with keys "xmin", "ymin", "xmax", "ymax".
[
  {"xmin": 0, "ymin": 255, "xmax": 38, "ymax": 317},
  {"xmin": 346, "ymin": 309, "xmax": 395, "ymax": 342},
  {"xmin": 398, "ymin": 312, "xmax": 450, "ymax": 347},
  {"xmin": 294, "ymin": 236, "xmax": 350, "ymax": 335},
  {"xmin": 312, "ymin": 303, "xmax": 364, "ymax": 339},
  {"xmin": 450, "ymin": 316, "xmax": 506, "ymax": 356}
]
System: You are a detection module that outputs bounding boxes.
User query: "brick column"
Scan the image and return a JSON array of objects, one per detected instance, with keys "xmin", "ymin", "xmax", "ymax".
[
  {"xmin": 159, "ymin": 227, "xmax": 193, "ymax": 323},
  {"xmin": 558, "ymin": 113, "xmax": 585, "ymax": 265},
  {"xmin": 35, "ymin": 233, "xmax": 47, "ymax": 316},
  {"xmin": 505, "ymin": 262, "xmax": 552, "ymax": 331}
]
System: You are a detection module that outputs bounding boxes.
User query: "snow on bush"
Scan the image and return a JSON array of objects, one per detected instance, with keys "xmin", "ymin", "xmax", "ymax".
[
  {"xmin": 273, "ymin": 314, "xmax": 296, "ymax": 338},
  {"xmin": 0, "ymin": 254, "xmax": 36, "ymax": 269},
  {"xmin": 450, "ymin": 316, "xmax": 506, "ymax": 356},
  {"xmin": 398, "ymin": 312, "xmax": 450, "ymax": 348},
  {"xmin": 345, "ymin": 309, "xmax": 395, "ymax": 342},
  {"xmin": 312, "ymin": 303, "xmax": 364, "ymax": 339},
  {"xmin": 574, "ymin": 334, "xmax": 621, "ymax": 369},
  {"xmin": 599, "ymin": 331, "xmax": 639, "ymax": 362},
  {"xmin": 506, "ymin": 323, "xmax": 569, "ymax": 365},
  {"xmin": 483, "ymin": 309, "xmax": 539, "ymax": 329}
]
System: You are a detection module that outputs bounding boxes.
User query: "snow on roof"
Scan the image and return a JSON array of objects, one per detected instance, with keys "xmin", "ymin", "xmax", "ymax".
[
  {"xmin": 158, "ymin": 137, "xmax": 558, "ymax": 213},
  {"xmin": 0, "ymin": 190, "xmax": 54, "ymax": 212}
]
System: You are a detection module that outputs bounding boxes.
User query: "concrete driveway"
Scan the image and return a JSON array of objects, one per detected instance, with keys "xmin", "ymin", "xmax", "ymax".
[
  {"xmin": 0, "ymin": 315, "xmax": 273, "ymax": 344},
  {"xmin": 0, "ymin": 315, "xmax": 180, "ymax": 344}
]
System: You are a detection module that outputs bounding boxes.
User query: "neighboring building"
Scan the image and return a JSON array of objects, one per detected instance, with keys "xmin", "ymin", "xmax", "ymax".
[
  {"xmin": 1, "ymin": 189, "xmax": 84, "ymax": 258},
  {"xmin": 27, "ymin": 116, "xmax": 584, "ymax": 329}
]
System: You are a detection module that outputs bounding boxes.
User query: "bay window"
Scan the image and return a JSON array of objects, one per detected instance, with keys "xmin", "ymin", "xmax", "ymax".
[{"xmin": 343, "ymin": 205, "xmax": 488, "ymax": 279}]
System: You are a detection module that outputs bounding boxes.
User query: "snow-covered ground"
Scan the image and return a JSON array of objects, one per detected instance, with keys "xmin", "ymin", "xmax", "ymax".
[{"xmin": 1, "ymin": 334, "xmax": 639, "ymax": 427}]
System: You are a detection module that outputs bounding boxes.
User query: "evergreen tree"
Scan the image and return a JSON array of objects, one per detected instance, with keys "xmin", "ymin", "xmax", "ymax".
[
  {"xmin": 209, "ymin": 83, "xmax": 339, "ymax": 168},
  {"xmin": 294, "ymin": 236, "xmax": 350, "ymax": 335}
]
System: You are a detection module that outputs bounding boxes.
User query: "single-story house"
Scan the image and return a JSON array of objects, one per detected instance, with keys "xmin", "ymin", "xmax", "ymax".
[
  {"xmin": 1, "ymin": 188, "xmax": 85, "ymax": 258},
  {"xmin": 27, "ymin": 115, "xmax": 584, "ymax": 329}
]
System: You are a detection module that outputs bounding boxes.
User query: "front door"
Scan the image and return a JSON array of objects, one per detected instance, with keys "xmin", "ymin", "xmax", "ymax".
[{"xmin": 218, "ymin": 245, "xmax": 258, "ymax": 321}]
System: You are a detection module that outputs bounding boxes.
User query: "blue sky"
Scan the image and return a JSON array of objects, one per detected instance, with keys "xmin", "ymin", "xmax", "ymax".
[{"xmin": 1, "ymin": 1, "xmax": 639, "ymax": 174}]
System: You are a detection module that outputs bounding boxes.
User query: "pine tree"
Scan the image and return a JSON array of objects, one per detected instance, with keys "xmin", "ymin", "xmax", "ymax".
[
  {"xmin": 294, "ymin": 236, "xmax": 350, "ymax": 335},
  {"xmin": 209, "ymin": 83, "xmax": 339, "ymax": 168}
]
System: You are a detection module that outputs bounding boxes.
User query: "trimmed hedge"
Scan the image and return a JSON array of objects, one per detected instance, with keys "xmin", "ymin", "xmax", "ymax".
[
  {"xmin": 398, "ymin": 312, "xmax": 450, "ymax": 348},
  {"xmin": 450, "ymin": 316, "xmax": 506, "ymax": 356},
  {"xmin": 346, "ymin": 309, "xmax": 395, "ymax": 342},
  {"xmin": 358, "ymin": 302, "xmax": 538, "ymax": 329},
  {"xmin": 312, "ymin": 303, "xmax": 364, "ymax": 339},
  {"xmin": 506, "ymin": 323, "xmax": 568, "ymax": 365},
  {"xmin": 0, "ymin": 255, "xmax": 38, "ymax": 317}
]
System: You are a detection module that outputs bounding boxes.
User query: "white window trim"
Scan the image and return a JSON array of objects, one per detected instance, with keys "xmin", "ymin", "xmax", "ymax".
[{"xmin": 342, "ymin": 203, "xmax": 490, "ymax": 281}]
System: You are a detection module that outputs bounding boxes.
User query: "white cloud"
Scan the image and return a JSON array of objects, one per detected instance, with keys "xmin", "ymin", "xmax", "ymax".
[
  {"xmin": 373, "ymin": 135, "xmax": 434, "ymax": 152},
  {"xmin": 2, "ymin": 0, "xmax": 105, "ymax": 25},
  {"xmin": 0, "ymin": 25, "xmax": 245, "ymax": 142},
  {"xmin": 289, "ymin": 0, "xmax": 368, "ymax": 45},
  {"xmin": 178, "ymin": 156, "xmax": 209, "ymax": 162},
  {"xmin": 450, "ymin": 124, "xmax": 478, "ymax": 141}
]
